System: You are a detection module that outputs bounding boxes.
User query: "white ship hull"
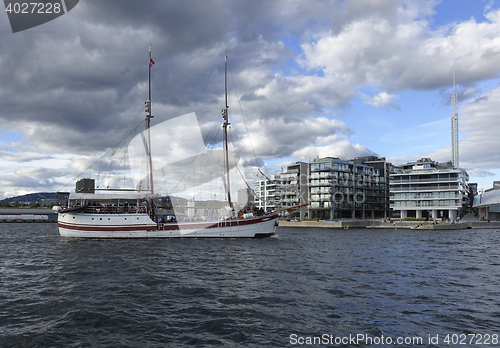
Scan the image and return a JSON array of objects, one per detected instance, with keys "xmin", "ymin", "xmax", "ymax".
[{"xmin": 58, "ymin": 212, "xmax": 278, "ymax": 238}]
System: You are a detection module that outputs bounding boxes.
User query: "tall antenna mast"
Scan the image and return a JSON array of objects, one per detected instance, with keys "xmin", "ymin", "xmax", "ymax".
[{"xmin": 451, "ymin": 66, "xmax": 459, "ymax": 169}]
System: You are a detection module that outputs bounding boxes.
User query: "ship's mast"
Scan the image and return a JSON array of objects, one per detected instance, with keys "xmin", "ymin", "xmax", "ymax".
[
  {"xmin": 145, "ymin": 44, "xmax": 155, "ymax": 219},
  {"xmin": 222, "ymin": 55, "xmax": 233, "ymax": 209}
]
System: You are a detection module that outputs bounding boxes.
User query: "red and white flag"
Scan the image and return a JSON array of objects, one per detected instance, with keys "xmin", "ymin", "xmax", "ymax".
[{"xmin": 149, "ymin": 58, "xmax": 155, "ymax": 67}]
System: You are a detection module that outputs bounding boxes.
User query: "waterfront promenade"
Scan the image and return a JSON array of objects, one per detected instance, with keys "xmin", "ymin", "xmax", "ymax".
[{"xmin": 279, "ymin": 219, "xmax": 500, "ymax": 230}]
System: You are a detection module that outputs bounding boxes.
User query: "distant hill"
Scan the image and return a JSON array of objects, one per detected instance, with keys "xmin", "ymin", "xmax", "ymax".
[{"xmin": 0, "ymin": 192, "xmax": 68, "ymax": 203}]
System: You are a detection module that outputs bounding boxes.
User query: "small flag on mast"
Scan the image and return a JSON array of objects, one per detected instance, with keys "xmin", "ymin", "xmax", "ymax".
[{"xmin": 149, "ymin": 58, "xmax": 155, "ymax": 67}]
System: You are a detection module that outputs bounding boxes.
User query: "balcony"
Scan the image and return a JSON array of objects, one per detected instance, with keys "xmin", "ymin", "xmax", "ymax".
[
  {"xmin": 391, "ymin": 194, "xmax": 462, "ymax": 200},
  {"xmin": 390, "ymin": 177, "xmax": 460, "ymax": 184},
  {"xmin": 333, "ymin": 202, "xmax": 354, "ymax": 209},
  {"xmin": 390, "ymin": 186, "xmax": 459, "ymax": 192},
  {"xmin": 308, "ymin": 181, "xmax": 333, "ymax": 187},
  {"xmin": 391, "ymin": 201, "xmax": 461, "ymax": 208}
]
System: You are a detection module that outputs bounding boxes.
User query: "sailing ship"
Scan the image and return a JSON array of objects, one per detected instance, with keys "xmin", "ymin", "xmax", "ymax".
[{"xmin": 56, "ymin": 47, "xmax": 279, "ymax": 238}]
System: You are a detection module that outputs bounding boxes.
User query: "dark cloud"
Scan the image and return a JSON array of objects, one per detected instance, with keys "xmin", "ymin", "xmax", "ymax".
[
  {"xmin": 0, "ymin": 0, "xmax": 409, "ymax": 156},
  {"xmin": 437, "ymin": 85, "xmax": 481, "ymax": 106}
]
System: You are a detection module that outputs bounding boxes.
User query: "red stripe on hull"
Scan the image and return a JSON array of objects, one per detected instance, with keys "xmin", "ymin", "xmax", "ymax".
[{"xmin": 161, "ymin": 214, "xmax": 279, "ymax": 230}]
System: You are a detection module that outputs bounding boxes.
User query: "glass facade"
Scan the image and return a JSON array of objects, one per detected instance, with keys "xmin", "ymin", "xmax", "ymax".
[{"xmin": 307, "ymin": 157, "xmax": 389, "ymax": 220}]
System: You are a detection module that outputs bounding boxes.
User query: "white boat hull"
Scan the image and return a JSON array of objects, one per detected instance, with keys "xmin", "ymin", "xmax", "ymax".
[{"xmin": 58, "ymin": 212, "xmax": 278, "ymax": 238}]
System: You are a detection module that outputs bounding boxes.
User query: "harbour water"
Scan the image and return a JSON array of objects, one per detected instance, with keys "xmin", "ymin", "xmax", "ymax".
[{"xmin": 1, "ymin": 224, "xmax": 499, "ymax": 347}]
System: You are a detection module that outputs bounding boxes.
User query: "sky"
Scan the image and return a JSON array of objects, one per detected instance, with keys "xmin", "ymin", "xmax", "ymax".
[{"xmin": 1, "ymin": 0, "xmax": 500, "ymax": 200}]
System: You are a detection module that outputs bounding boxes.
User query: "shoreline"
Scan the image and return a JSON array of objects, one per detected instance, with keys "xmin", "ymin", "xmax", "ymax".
[{"xmin": 279, "ymin": 219, "xmax": 500, "ymax": 230}]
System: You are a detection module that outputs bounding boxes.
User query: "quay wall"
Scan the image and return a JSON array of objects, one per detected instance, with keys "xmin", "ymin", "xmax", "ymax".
[
  {"xmin": 279, "ymin": 220, "xmax": 383, "ymax": 229},
  {"xmin": 279, "ymin": 220, "xmax": 500, "ymax": 230},
  {"xmin": 0, "ymin": 208, "xmax": 57, "ymax": 223}
]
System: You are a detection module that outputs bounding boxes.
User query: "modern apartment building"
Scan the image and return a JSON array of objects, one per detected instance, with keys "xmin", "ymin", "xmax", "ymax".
[
  {"xmin": 254, "ymin": 174, "xmax": 281, "ymax": 212},
  {"xmin": 307, "ymin": 156, "xmax": 390, "ymax": 220},
  {"xmin": 279, "ymin": 162, "xmax": 308, "ymax": 220},
  {"xmin": 390, "ymin": 158, "xmax": 470, "ymax": 220},
  {"xmin": 352, "ymin": 156, "xmax": 392, "ymax": 217}
]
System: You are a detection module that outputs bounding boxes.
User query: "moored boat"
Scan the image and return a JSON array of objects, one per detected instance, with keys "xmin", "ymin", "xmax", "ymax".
[{"xmin": 56, "ymin": 47, "xmax": 278, "ymax": 238}]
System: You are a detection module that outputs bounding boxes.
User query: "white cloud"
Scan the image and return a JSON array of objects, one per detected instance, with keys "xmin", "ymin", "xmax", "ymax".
[
  {"xmin": 469, "ymin": 168, "xmax": 496, "ymax": 178},
  {"xmin": 292, "ymin": 140, "xmax": 376, "ymax": 161},
  {"xmin": 459, "ymin": 87, "xmax": 500, "ymax": 169},
  {"xmin": 300, "ymin": 5, "xmax": 500, "ymax": 96},
  {"xmin": 362, "ymin": 91, "xmax": 400, "ymax": 109},
  {"xmin": 0, "ymin": 152, "xmax": 52, "ymax": 163},
  {"xmin": 236, "ymin": 116, "xmax": 354, "ymax": 159}
]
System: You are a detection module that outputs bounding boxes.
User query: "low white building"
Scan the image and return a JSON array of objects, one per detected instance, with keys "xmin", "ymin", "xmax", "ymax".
[
  {"xmin": 390, "ymin": 158, "xmax": 470, "ymax": 220},
  {"xmin": 473, "ymin": 185, "xmax": 500, "ymax": 221}
]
